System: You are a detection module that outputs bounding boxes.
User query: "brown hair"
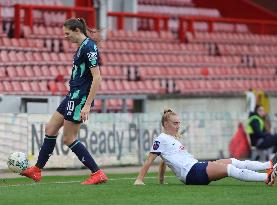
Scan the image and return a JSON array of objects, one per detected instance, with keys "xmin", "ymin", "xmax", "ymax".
[
  {"xmin": 63, "ymin": 18, "xmax": 101, "ymax": 46},
  {"xmin": 161, "ymin": 109, "xmax": 182, "ymax": 139},
  {"xmin": 254, "ymin": 104, "xmax": 263, "ymax": 114}
]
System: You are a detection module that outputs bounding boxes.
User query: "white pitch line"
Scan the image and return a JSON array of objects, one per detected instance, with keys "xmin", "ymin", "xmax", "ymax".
[{"xmin": 0, "ymin": 176, "xmax": 175, "ymax": 188}]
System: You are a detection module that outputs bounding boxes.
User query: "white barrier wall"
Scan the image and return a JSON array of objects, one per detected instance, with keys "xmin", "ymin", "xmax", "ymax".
[
  {"xmin": 0, "ymin": 112, "xmax": 262, "ymax": 170},
  {"xmin": 0, "ymin": 114, "xmax": 28, "ymax": 170}
]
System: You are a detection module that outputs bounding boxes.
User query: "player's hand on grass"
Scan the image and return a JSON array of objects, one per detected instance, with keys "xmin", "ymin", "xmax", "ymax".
[{"xmin": 134, "ymin": 179, "xmax": 145, "ymax": 185}]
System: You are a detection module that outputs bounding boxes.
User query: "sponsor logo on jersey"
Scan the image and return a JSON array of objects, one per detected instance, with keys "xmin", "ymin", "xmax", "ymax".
[{"xmin": 87, "ymin": 51, "xmax": 97, "ymax": 61}]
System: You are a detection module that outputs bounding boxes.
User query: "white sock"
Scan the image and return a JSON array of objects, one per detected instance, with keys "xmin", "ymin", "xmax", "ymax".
[
  {"xmin": 231, "ymin": 158, "xmax": 271, "ymax": 171},
  {"xmin": 227, "ymin": 164, "xmax": 266, "ymax": 182}
]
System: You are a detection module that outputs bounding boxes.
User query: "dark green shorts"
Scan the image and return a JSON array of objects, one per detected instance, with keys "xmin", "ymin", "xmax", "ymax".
[{"xmin": 57, "ymin": 90, "xmax": 91, "ymax": 124}]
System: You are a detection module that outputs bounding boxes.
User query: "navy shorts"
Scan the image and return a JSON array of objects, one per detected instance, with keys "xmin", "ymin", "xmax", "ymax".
[
  {"xmin": 185, "ymin": 162, "xmax": 210, "ymax": 185},
  {"xmin": 57, "ymin": 91, "xmax": 92, "ymax": 124}
]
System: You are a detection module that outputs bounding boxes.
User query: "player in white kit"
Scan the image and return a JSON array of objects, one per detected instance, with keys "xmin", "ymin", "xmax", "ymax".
[{"xmin": 134, "ymin": 109, "xmax": 277, "ymax": 186}]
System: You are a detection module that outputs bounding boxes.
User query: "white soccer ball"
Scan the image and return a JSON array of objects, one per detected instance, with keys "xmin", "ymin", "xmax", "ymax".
[{"xmin": 7, "ymin": 152, "xmax": 29, "ymax": 173}]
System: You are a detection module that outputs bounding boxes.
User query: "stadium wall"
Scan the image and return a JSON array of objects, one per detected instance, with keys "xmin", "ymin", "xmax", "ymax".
[
  {"xmin": 0, "ymin": 95, "xmax": 63, "ymax": 114},
  {"xmin": 0, "ymin": 112, "xmax": 239, "ymax": 170},
  {"xmin": 1, "ymin": 111, "xmax": 277, "ymax": 170}
]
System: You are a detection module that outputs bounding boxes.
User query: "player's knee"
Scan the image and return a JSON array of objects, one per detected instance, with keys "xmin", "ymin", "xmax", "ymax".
[
  {"xmin": 45, "ymin": 124, "xmax": 57, "ymax": 136},
  {"xmin": 63, "ymin": 135, "xmax": 76, "ymax": 146},
  {"xmin": 62, "ymin": 137, "xmax": 70, "ymax": 146}
]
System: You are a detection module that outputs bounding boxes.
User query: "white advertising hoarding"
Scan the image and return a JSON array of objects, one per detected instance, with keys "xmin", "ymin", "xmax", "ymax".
[{"xmin": 0, "ymin": 112, "xmax": 251, "ymax": 170}]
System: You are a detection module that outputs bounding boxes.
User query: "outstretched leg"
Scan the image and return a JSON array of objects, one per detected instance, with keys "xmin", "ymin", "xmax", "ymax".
[
  {"xmin": 206, "ymin": 161, "xmax": 276, "ymax": 186},
  {"xmin": 214, "ymin": 158, "xmax": 271, "ymax": 171},
  {"xmin": 21, "ymin": 111, "xmax": 64, "ymax": 182},
  {"xmin": 36, "ymin": 112, "xmax": 64, "ymax": 168}
]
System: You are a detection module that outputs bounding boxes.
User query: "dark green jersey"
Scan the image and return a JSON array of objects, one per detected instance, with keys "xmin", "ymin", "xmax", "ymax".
[{"xmin": 69, "ymin": 37, "xmax": 99, "ymax": 94}]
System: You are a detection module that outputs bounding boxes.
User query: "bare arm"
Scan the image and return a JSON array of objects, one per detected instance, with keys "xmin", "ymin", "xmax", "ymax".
[
  {"xmin": 80, "ymin": 66, "xmax": 102, "ymax": 122},
  {"xmin": 134, "ymin": 153, "xmax": 158, "ymax": 185},
  {"xmin": 159, "ymin": 160, "xmax": 166, "ymax": 184}
]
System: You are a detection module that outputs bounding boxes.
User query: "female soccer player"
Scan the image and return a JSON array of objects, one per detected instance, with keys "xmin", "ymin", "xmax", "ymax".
[
  {"xmin": 21, "ymin": 18, "xmax": 108, "ymax": 185},
  {"xmin": 134, "ymin": 109, "xmax": 277, "ymax": 186}
]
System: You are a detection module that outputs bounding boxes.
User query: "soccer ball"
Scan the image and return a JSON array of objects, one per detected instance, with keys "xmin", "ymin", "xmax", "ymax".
[{"xmin": 7, "ymin": 152, "xmax": 29, "ymax": 173}]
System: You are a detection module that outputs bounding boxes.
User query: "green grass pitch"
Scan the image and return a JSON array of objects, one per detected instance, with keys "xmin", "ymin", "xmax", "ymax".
[{"xmin": 0, "ymin": 172, "xmax": 276, "ymax": 205}]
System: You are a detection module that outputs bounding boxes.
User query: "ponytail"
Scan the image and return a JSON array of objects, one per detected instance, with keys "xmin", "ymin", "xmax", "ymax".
[{"xmin": 64, "ymin": 18, "xmax": 102, "ymax": 47}]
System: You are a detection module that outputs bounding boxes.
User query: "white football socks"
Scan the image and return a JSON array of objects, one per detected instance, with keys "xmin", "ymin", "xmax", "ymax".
[
  {"xmin": 231, "ymin": 158, "xmax": 271, "ymax": 171},
  {"xmin": 227, "ymin": 164, "xmax": 267, "ymax": 182}
]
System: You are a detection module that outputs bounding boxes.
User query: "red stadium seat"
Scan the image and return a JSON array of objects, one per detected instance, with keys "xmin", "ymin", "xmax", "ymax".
[
  {"xmin": 2, "ymin": 81, "xmax": 13, "ymax": 93},
  {"xmin": 92, "ymin": 99, "xmax": 102, "ymax": 112},
  {"xmin": 49, "ymin": 65, "xmax": 60, "ymax": 76},
  {"xmin": 11, "ymin": 81, "xmax": 22, "ymax": 94},
  {"xmin": 11, "ymin": 38, "xmax": 21, "ymax": 49},
  {"xmin": 33, "ymin": 52, "xmax": 43, "ymax": 62},
  {"xmin": 38, "ymin": 81, "xmax": 50, "ymax": 94},
  {"xmin": 98, "ymin": 80, "xmax": 109, "ymax": 94},
  {"xmin": 16, "ymin": 52, "xmax": 27, "ymax": 63},
  {"xmin": 41, "ymin": 65, "xmax": 51, "ymax": 78},
  {"xmin": 8, "ymin": 51, "xmax": 19, "ymax": 64},
  {"xmin": 15, "ymin": 66, "xmax": 26, "ymax": 78},
  {"xmin": 0, "ymin": 81, "xmax": 4, "ymax": 92},
  {"xmin": 42, "ymin": 52, "xmax": 51, "ymax": 62},
  {"xmin": 57, "ymin": 53, "xmax": 68, "ymax": 65},
  {"xmin": 0, "ymin": 68, "xmax": 6, "ymax": 79},
  {"xmin": 114, "ymin": 80, "xmax": 124, "ymax": 93},
  {"xmin": 56, "ymin": 82, "xmax": 68, "ymax": 95},
  {"xmin": 122, "ymin": 80, "xmax": 132, "ymax": 94},
  {"xmin": 0, "ymin": 3, "xmax": 276, "ymax": 98},
  {"xmin": 21, "ymin": 81, "xmax": 32, "ymax": 93},
  {"xmin": 53, "ymin": 39, "xmax": 60, "ymax": 52},
  {"xmin": 22, "ymin": 26, "xmax": 32, "ymax": 37},
  {"xmin": 57, "ymin": 65, "xmax": 69, "ymax": 76},
  {"xmin": 29, "ymin": 81, "xmax": 40, "ymax": 93},
  {"xmin": 107, "ymin": 99, "xmax": 121, "ymax": 111},
  {"xmin": 104, "ymin": 80, "xmax": 115, "ymax": 94},
  {"xmin": 5, "ymin": 66, "xmax": 13, "ymax": 78},
  {"xmin": 24, "ymin": 66, "xmax": 35, "ymax": 78},
  {"xmin": 50, "ymin": 52, "xmax": 60, "ymax": 61},
  {"xmin": 0, "ymin": 50, "xmax": 11, "ymax": 63},
  {"xmin": 32, "ymin": 65, "xmax": 43, "ymax": 77},
  {"xmin": 18, "ymin": 38, "xmax": 29, "ymax": 48},
  {"xmin": 2, "ymin": 37, "xmax": 12, "ymax": 50}
]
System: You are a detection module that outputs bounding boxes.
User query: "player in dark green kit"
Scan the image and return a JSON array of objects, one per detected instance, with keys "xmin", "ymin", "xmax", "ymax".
[{"xmin": 21, "ymin": 18, "xmax": 108, "ymax": 185}]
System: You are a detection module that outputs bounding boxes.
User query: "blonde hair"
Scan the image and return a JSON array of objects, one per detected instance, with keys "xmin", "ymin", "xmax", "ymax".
[{"xmin": 161, "ymin": 109, "xmax": 182, "ymax": 139}]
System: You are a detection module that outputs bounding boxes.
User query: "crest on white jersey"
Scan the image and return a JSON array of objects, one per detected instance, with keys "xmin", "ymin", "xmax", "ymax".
[{"xmin": 153, "ymin": 141, "xmax": 160, "ymax": 150}]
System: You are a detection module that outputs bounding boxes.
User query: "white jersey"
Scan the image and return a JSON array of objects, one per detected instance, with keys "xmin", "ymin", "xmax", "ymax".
[{"xmin": 150, "ymin": 133, "xmax": 198, "ymax": 183}]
